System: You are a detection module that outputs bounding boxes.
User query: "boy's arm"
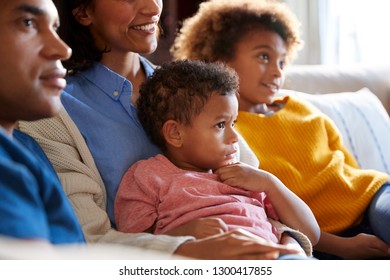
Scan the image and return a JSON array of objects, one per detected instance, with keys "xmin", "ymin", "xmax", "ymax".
[{"xmin": 215, "ymin": 162, "xmax": 320, "ymax": 246}]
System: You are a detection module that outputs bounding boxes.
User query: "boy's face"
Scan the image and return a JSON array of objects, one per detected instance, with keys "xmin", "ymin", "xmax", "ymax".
[
  {"xmin": 0, "ymin": 0, "xmax": 71, "ymax": 134},
  {"xmin": 226, "ymin": 29, "xmax": 287, "ymax": 112},
  {"xmin": 177, "ymin": 93, "xmax": 239, "ymax": 172}
]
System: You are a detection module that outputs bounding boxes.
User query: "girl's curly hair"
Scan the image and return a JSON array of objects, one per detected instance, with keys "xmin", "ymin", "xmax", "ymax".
[
  {"xmin": 171, "ymin": 0, "xmax": 303, "ymax": 63},
  {"xmin": 137, "ymin": 59, "xmax": 239, "ymax": 151}
]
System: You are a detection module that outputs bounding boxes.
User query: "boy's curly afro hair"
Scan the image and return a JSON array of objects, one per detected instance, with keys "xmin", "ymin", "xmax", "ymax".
[
  {"xmin": 171, "ymin": 0, "xmax": 303, "ymax": 63},
  {"xmin": 137, "ymin": 59, "xmax": 239, "ymax": 151}
]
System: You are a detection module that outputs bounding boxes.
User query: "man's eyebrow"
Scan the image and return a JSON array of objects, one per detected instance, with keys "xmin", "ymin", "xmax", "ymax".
[{"xmin": 16, "ymin": 4, "xmax": 45, "ymax": 16}]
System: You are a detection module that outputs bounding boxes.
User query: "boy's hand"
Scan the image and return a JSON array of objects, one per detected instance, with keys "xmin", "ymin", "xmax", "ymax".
[{"xmin": 215, "ymin": 162, "xmax": 272, "ymax": 193}]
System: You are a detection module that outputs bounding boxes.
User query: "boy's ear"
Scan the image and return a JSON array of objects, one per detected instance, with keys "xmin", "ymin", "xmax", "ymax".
[
  {"xmin": 162, "ymin": 120, "xmax": 183, "ymax": 148},
  {"xmin": 72, "ymin": 6, "xmax": 93, "ymax": 26}
]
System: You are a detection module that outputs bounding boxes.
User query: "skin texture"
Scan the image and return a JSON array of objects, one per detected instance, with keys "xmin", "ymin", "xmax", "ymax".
[{"xmin": 0, "ymin": 0, "xmax": 71, "ymax": 135}]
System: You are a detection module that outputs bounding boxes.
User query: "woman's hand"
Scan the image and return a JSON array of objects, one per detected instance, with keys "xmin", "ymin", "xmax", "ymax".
[
  {"xmin": 164, "ymin": 218, "xmax": 228, "ymax": 239},
  {"xmin": 174, "ymin": 228, "xmax": 303, "ymax": 260}
]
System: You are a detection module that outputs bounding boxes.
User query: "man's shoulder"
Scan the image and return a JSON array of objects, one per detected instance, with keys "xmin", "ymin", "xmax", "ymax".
[{"xmin": 12, "ymin": 129, "xmax": 58, "ymax": 176}]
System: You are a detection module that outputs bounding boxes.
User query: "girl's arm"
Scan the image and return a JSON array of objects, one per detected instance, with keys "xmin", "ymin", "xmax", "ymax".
[{"xmin": 315, "ymin": 231, "xmax": 390, "ymax": 259}]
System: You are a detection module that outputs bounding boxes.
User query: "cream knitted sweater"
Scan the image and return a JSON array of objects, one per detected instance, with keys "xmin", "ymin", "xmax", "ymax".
[{"xmin": 18, "ymin": 106, "xmax": 313, "ymax": 256}]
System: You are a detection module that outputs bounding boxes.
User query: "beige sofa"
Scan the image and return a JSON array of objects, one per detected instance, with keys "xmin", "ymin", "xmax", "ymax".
[
  {"xmin": 283, "ymin": 64, "xmax": 390, "ymax": 114},
  {"xmin": 280, "ymin": 64, "xmax": 390, "ymax": 176}
]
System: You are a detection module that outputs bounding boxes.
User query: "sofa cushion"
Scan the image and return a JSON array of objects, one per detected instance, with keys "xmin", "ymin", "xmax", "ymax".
[{"xmin": 280, "ymin": 88, "xmax": 390, "ymax": 175}]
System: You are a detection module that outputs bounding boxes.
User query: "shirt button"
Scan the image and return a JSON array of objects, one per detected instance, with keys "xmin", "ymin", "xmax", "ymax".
[{"xmin": 113, "ymin": 90, "xmax": 119, "ymax": 97}]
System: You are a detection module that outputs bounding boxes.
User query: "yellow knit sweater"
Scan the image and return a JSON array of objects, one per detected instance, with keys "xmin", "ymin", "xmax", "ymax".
[{"xmin": 236, "ymin": 96, "xmax": 389, "ymax": 233}]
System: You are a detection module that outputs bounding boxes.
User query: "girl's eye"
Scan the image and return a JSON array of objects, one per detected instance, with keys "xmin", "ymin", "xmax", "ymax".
[
  {"xmin": 232, "ymin": 120, "xmax": 237, "ymax": 127},
  {"xmin": 279, "ymin": 60, "xmax": 286, "ymax": 70},
  {"xmin": 259, "ymin": 54, "xmax": 269, "ymax": 61},
  {"xmin": 216, "ymin": 122, "xmax": 225, "ymax": 129}
]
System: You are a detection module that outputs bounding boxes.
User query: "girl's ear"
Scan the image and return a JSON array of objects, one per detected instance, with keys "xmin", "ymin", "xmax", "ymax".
[
  {"xmin": 72, "ymin": 5, "xmax": 93, "ymax": 26},
  {"xmin": 162, "ymin": 120, "xmax": 183, "ymax": 148}
]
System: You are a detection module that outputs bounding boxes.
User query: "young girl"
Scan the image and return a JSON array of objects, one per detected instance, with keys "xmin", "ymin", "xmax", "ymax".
[
  {"xmin": 171, "ymin": 0, "xmax": 390, "ymax": 259},
  {"xmin": 115, "ymin": 59, "xmax": 319, "ymax": 258}
]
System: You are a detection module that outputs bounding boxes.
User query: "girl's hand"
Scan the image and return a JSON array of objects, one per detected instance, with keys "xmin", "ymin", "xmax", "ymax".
[{"xmin": 316, "ymin": 232, "xmax": 390, "ymax": 259}]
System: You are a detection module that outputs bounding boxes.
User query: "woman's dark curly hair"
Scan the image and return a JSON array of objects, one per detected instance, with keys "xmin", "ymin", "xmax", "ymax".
[
  {"xmin": 53, "ymin": 0, "xmax": 101, "ymax": 74},
  {"xmin": 171, "ymin": 0, "xmax": 303, "ymax": 63},
  {"xmin": 137, "ymin": 60, "xmax": 239, "ymax": 151}
]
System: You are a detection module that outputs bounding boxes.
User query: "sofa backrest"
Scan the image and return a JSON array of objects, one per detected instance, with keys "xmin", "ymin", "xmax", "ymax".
[{"xmin": 283, "ymin": 64, "xmax": 390, "ymax": 114}]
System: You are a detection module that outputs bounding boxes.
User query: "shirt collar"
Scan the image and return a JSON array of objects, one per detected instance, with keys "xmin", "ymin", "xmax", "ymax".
[{"xmin": 76, "ymin": 56, "xmax": 155, "ymax": 101}]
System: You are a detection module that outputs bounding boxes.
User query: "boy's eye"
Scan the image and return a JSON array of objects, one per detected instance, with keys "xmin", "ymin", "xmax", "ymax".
[{"xmin": 216, "ymin": 122, "xmax": 225, "ymax": 129}]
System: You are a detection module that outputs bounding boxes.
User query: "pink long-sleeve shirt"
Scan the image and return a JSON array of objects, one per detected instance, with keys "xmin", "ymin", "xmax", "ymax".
[{"xmin": 115, "ymin": 154, "xmax": 279, "ymax": 243}]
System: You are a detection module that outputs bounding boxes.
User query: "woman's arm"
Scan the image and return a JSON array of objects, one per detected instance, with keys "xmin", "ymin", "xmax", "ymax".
[{"xmin": 215, "ymin": 162, "xmax": 320, "ymax": 246}]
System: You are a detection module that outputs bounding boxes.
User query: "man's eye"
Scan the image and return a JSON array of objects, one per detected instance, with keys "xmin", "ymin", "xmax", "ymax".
[{"xmin": 23, "ymin": 18, "xmax": 34, "ymax": 27}]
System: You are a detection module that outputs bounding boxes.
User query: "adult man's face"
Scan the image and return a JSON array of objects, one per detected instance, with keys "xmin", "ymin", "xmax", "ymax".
[{"xmin": 0, "ymin": 0, "xmax": 71, "ymax": 133}]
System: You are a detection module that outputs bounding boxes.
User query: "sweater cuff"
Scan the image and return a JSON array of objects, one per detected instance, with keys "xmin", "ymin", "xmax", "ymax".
[{"xmin": 269, "ymin": 219, "xmax": 313, "ymax": 257}]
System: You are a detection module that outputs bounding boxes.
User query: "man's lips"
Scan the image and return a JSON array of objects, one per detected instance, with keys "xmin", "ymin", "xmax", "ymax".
[{"xmin": 40, "ymin": 68, "xmax": 67, "ymax": 90}]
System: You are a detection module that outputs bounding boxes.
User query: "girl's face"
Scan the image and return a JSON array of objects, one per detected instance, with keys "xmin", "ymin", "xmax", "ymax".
[
  {"xmin": 226, "ymin": 29, "xmax": 287, "ymax": 112},
  {"xmin": 79, "ymin": 0, "xmax": 162, "ymax": 55},
  {"xmin": 176, "ymin": 93, "xmax": 239, "ymax": 172}
]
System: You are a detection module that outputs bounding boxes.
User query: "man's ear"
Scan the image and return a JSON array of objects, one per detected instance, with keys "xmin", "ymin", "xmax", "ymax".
[
  {"xmin": 72, "ymin": 5, "xmax": 93, "ymax": 26},
  {"xmin": 162, "ymin": 120, "xmax": 183, "ymax": 148}
]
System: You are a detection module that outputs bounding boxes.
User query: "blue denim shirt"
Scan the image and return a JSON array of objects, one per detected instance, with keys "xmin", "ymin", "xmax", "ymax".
[{"xmin": 61, "ymin": 57, "xmax": 161, "ymax": 225}]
